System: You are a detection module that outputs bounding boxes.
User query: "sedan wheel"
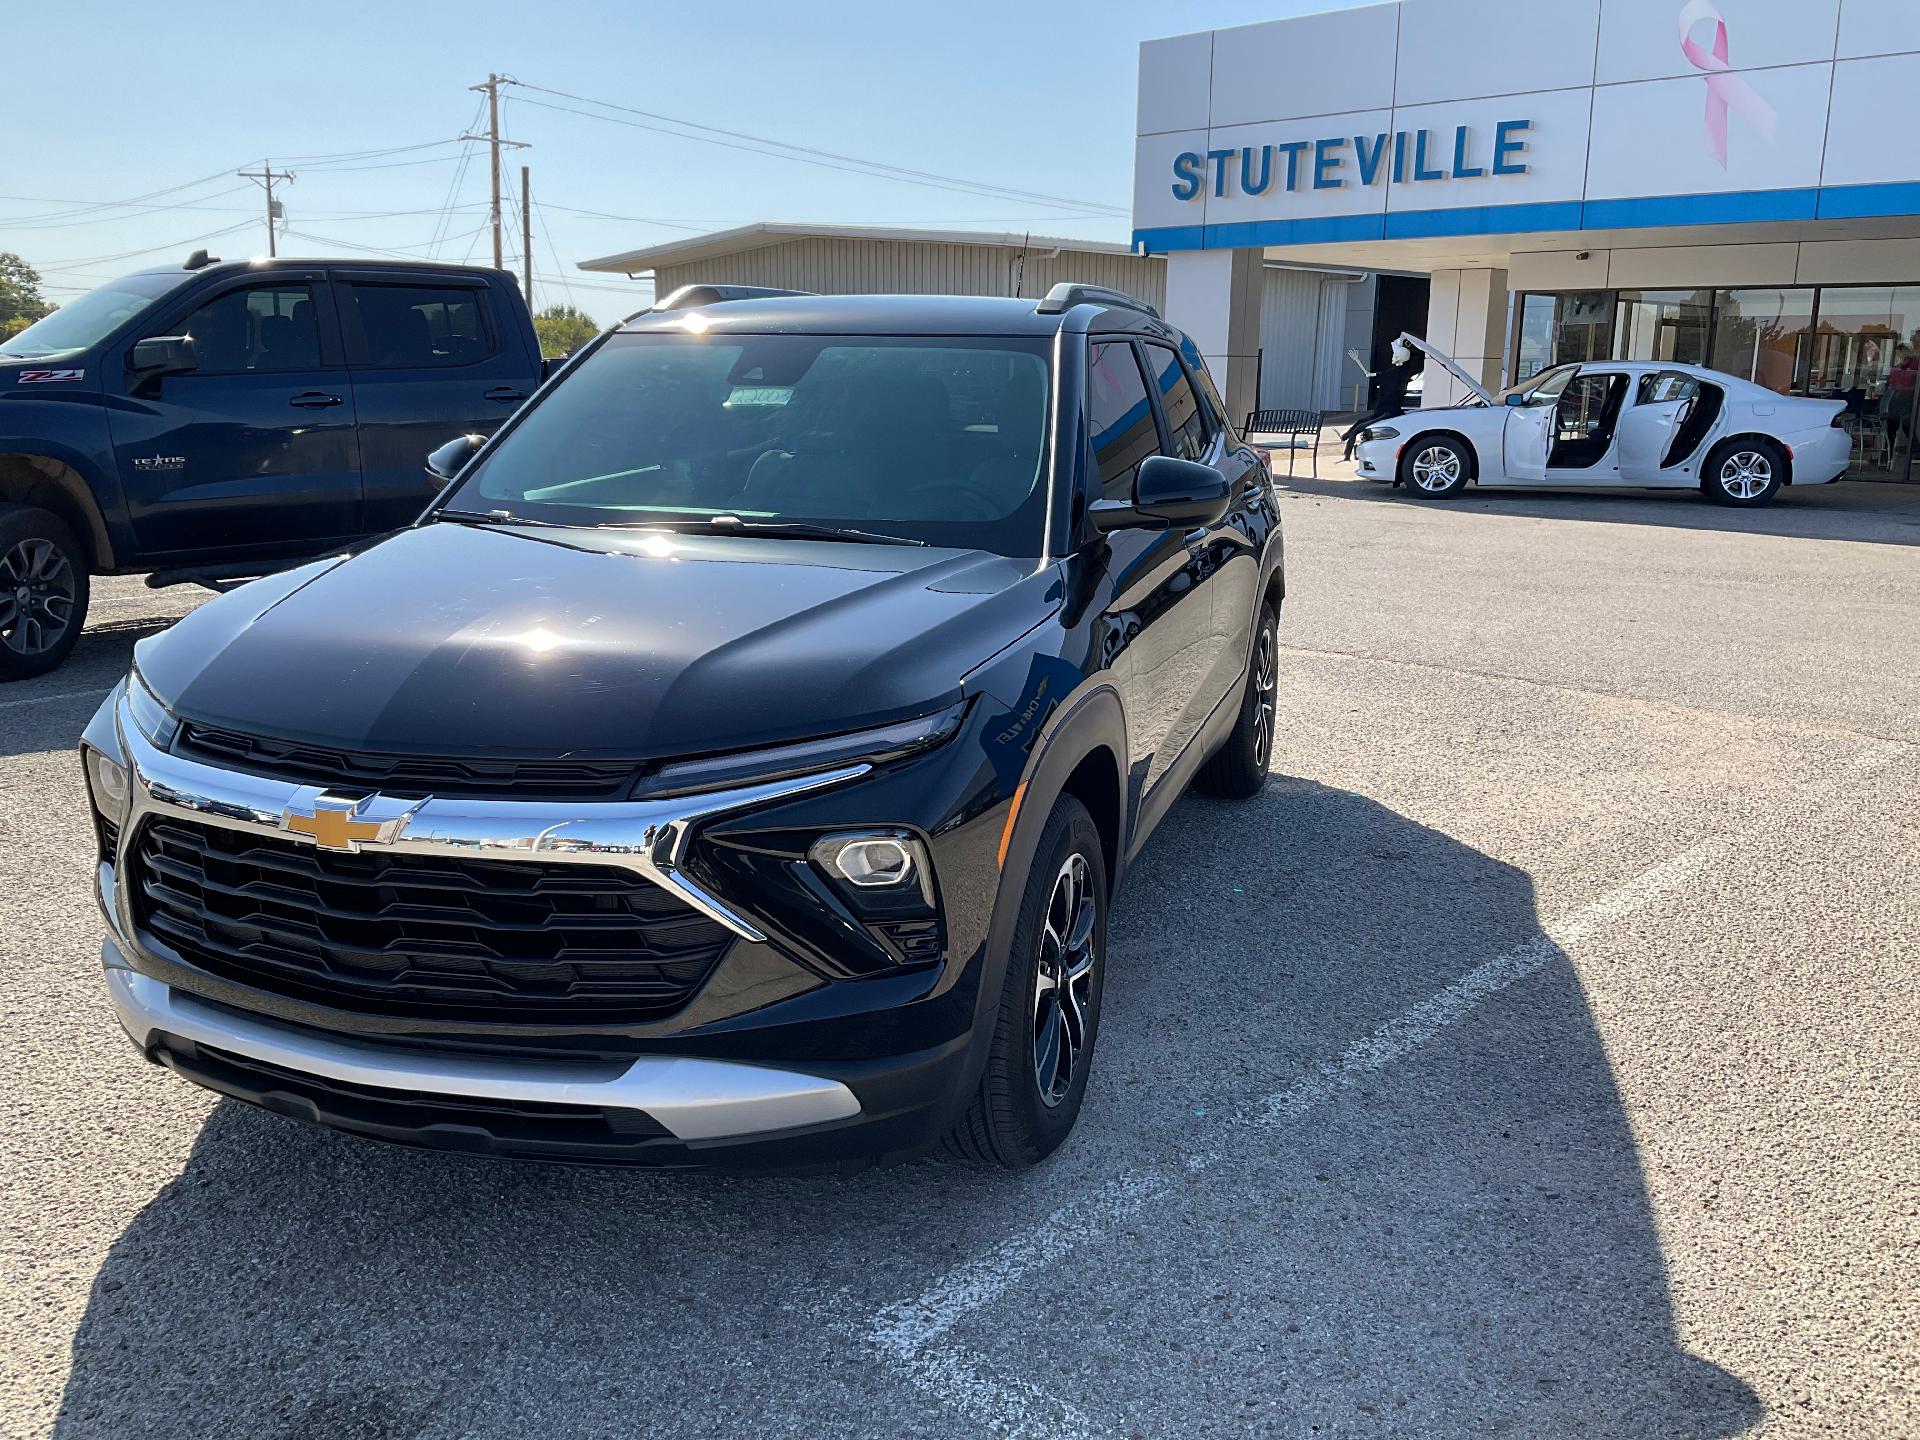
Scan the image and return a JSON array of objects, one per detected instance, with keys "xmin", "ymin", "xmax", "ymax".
[
  {"xmin": 1705, "ymin": 440, "xmax": 1784, "ymax": 507},
  {"xmin": 1401, "ymin": 438, "xmax": 1471, "ymax": 497}
]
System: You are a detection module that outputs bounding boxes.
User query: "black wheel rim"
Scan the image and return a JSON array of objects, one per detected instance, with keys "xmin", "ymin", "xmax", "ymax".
[
  {"xmin": 1033, "ymin": 851, "xmax": 1097, "ymax": 1108},
  {"xmin": 1252, "ymin": 617, "xmax": 1277, "ymax": 768},
  {"xmin": 0, "ymin": 537, "xmax": 77, "ymax": 657}
]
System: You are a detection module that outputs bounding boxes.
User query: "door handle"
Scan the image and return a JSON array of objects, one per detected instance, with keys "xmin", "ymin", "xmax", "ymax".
[
  {"xmin": 289, "ymin": 391, "xmax": 343, "ymax": 409},
  {"xmin": 484, "ymin": 386, "xmax": 528, "ymax": 404}
]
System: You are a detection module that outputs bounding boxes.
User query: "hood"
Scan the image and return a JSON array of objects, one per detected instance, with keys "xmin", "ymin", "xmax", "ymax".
[
  {"xmin": 136, "ymin": 522, "xmax": 1056, "ymax": 760},
  {"xmin": 1390, "ymin": 331, "xmax": 1493, "ymax": 406}
]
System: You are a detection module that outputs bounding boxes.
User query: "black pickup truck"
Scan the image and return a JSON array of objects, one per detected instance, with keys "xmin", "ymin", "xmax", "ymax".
[{"xmin": 0, "ymin": 254, "xmax": 544, "ymax": 678}]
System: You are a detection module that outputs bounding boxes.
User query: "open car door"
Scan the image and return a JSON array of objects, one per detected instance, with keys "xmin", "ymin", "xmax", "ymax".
[
  {"xmin": 1617, "ymin": 371, "xmax": 1699, "ymax": 480},
  {"xmin": 1499, "ymin": 365, "xmax": 1576, "ymax": 482}
]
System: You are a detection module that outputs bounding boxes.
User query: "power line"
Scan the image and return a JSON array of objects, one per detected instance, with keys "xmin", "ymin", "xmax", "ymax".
[{"xmin": 513, "ymin": 82, "xmax": 1127, "ymax": 218}]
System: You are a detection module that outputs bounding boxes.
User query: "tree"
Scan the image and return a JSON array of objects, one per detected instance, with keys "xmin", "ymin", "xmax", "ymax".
[
  {"xmin": 533, "ymin": 304, "xmax": 600, "ymax": 359},
  {"xmin": 0, "ymin": 253, "xmax": 52, "ymax": 333}
]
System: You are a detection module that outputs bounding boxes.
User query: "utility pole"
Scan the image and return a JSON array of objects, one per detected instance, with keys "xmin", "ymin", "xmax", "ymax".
[
  {"xmin": 463, "ymin": 74, "xmax": 528, "ymax": 273},
  {"xmin": 521, "ymin": 164, "xmax": 533, "ymax": 306},
  {"xmin": 238, "ymin": 162, "xmax": 294, "ymax": 257}
]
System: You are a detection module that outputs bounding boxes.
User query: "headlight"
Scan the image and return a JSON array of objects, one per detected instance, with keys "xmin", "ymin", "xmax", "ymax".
[
  {"xmin": 84, "ymin": 746, "xmax": 130, "ymax": 824},
  {"xmin": 1360, "ymin": 425, "xmax": 1400, "ymax": 443},
  {"xmin": 125, "ymin": 671, "xmax": 179, "ymax": 747},
  {"xmin": 631, "ymin": 699, "xmax": 967, "ymax": 799}
]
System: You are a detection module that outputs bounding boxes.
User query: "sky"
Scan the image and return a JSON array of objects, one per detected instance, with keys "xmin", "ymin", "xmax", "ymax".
[{"xmin": 1, "ymin": 0, "xmax": 1370, "ymax": 324}]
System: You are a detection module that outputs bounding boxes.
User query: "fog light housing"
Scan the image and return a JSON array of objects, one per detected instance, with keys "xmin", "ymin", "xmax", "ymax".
[{"xmin": 810, "ymin": 830, "xmax": 935, "ymax": 909}]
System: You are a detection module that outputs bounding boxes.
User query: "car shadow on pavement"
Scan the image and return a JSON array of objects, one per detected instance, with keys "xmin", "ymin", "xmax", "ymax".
[
  {"xmin": 51, "ymin": 779, "xmax": 1765, "ymax": 1439},
  {"xmin": 1277, "ymin": 472, "xmax": 1920, "ymax": 547}
]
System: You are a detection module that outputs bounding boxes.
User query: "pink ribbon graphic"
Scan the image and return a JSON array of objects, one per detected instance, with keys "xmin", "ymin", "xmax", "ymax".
[{"xmin": 1678, "ymin": 0, "xmax": 1778, "ymax": 169}]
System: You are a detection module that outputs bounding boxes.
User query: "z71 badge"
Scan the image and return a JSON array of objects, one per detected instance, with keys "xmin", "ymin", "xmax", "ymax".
[{"xmin": 17, "ymin": 369, "xmax": 85, "ymax": 384}]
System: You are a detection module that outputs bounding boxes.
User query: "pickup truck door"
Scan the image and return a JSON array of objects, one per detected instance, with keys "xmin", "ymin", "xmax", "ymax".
[
  {"xmin": 333, "ymin": 270, "xmax": 537, "ymax": 532},
  {"xmin": 1616, "ymin": 370, "xmax": 1699, "ymax": 481},
  {"xmin": 1499, "ymin": 364, "xmax": 1576, "ymax": 482},
  {"xmin": 105, "ymin": 269, "xmax": 361, "ymax": 558}
]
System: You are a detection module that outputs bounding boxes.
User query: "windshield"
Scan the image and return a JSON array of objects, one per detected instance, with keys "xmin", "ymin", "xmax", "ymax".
[
  {"xmin": 446, "ymin": 331, "xmax": 1054, "ymax": 554},
  {"xmin": 0, "ymin": 272, "xmax": 183, "ymax": 359},
  {"xmin": 1493, "ymin": 365, "xmax": 1579, "ymax": 407}
]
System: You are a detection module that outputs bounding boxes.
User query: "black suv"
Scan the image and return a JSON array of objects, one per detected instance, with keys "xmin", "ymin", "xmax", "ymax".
[{"xmin": 80, "ymin": 283, "xmax": 1284, "ymax": 1170}]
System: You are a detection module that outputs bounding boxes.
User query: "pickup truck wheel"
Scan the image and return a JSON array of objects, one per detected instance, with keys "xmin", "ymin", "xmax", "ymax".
[
  {"xmin": 1195, "ymin": 600, "xmax": 1278, "ymax": 799},
  {"xmin": 944, "ymin": 795, "xmax": 1106, "ymax": 1168},
  {"xmin": 0, "ymin": 505, "xmax": 89, "ymax": 681}
]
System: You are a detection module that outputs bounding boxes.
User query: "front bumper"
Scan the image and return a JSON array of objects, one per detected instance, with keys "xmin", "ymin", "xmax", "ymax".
[
  {"xmin": 84, "ymin": 686, "xmax": 996, "ymax": 1169},
  {"xmin": 1353, "ymin": 436, "xmax": 1396, "ymax": 481}
]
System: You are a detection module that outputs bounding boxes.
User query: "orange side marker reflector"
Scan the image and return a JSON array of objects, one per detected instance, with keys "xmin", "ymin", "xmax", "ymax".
[{"xmin": 996, "ymin": 781, "xmax": 1029, "ymax": 870}]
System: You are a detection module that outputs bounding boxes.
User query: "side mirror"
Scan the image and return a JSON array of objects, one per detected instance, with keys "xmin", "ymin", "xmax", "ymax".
[
  {"xmin": 1505, "ymin": 391, "xmax": 1528, "ymax": 407},
  {"xmin": 1090, "ymin": 455, "xmax": 1230, "ymax": 534},
  {"xmin": 128, "ymin": 335, "xmax": 198, "ymax": 378},
  {"xmin": 425, "ymin": 433, "xmax": 485, "ymax": 482}
]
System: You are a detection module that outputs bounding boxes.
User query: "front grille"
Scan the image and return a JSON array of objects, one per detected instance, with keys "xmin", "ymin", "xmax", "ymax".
[
  {"xmin": 177, "ymin": 723, "xmax": 639, "ymax": 799},
  {"xmin": 157, "ymin": 1040, "xmax": 678, "ymax": 1163},
  {"xmin": 131, "ymin": 818, "xmax": 731, "ymax": 1022}
]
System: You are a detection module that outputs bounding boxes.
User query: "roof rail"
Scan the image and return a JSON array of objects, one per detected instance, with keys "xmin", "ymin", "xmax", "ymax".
[
  {"xmin": 653, "ymin": 283, "xmax": 816, "ymax": 312},
  {"xmin": 1034, "ymin": 282, "xmax": 1159, "ymax": 319}
]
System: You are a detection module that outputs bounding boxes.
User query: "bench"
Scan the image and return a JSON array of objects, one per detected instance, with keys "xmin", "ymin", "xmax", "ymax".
[{"xmin": 1243, "ymin": 407, "xmax": 1327, "ymax": 476}]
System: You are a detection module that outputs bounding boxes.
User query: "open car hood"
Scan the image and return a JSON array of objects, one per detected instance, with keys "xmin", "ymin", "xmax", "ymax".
[{"xmin": 1391, "ymin": 332, "xmax": 1494, "ymax": 406}]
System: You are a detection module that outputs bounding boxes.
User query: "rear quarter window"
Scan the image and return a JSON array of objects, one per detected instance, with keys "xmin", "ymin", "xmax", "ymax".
[{"xmin": 342, "ymin": 282, "xmax": 496, "ymax": 369}]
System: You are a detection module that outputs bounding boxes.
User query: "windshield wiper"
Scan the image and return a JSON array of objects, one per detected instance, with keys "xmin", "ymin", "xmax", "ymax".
[
  {"xmin": 434, "ymin": 507, "xmax": 572, "ymax": 530},
  {"xmin": 611, "ymin": 515, "xmax": 928, "ymax": 547}
]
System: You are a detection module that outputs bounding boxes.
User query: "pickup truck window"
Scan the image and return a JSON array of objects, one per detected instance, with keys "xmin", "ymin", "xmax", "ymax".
[
  {"xmin": 0, "ymin": 271, "xmax": 181, "ymax": 359},
  {"xmin": 343, "ymin": 282, "xmax": 494, "ymax": 368},
  {"xmin": 169, "ymin": 285, "xmax": 323, "ymax": 373},
  {"xmin": 447, "ymin": 331, "xmax": 1054, "ymax": 555}
]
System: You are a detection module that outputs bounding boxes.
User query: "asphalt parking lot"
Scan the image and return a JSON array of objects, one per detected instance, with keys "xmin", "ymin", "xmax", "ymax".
[{"xmin": 3, "ymin": 476, "xmax": 1916, "ymax": 1439}]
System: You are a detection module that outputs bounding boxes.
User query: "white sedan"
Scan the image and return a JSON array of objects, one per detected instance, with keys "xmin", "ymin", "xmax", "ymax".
[{"xmin": 1354, "ymin": 342, "xmax": 1851, "ymax": 507}]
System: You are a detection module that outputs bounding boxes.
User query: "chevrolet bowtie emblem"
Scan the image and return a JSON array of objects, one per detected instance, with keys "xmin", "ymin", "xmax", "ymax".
[{"xmin": 282, "ymin": 797, "xmax": 410, "ymax": 852}]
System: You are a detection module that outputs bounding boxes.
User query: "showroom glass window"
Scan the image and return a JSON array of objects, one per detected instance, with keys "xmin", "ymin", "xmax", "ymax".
[
  {"xmin": 1613, "ymin": 290, "xmax": 1712, "ymax": 367},
  {"xmin": 1709, "ymin": 288, "xmax": 1816, "ymax": 394}
]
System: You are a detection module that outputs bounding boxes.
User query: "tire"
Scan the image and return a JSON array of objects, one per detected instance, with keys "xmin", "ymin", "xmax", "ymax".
[
  {"xmin": 945, "ymin": 795, "xmax": 1108, "ymax": 1168},
  {"xmin": 0, "ymin": 504, "xmax": 90, "ymax": 682},
  {"xmin": 1195, "ymin": 599, "xmax": 1277, "ymax": 800},
  {"xmin": 1398, "ymin": 435, "xmax": 1473, "ymax": 497},
  {"xmin": 1702, "ymin": 439, "xmax": 1784, "ymax": 506}
]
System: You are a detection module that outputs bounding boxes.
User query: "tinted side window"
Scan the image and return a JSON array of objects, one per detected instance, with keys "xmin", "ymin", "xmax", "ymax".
[
  {"xmin": 1087, "ymin": 340, "xmax": 1157, "ymax": 500},
  {"xmin": 1143, "ymin": 343, "xmax": 1211, "ymax": 461},
  {"xmin": 344, "ymin": 283, "xmax": 494, "ymax": 368},
  {"xmin": 170, "ymin": 285, "xmax": 322, "ymax": 374}
]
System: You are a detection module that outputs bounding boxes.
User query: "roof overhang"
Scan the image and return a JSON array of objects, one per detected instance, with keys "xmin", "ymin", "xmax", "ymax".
[{"xmin": 578, "ymin": 221, "xmax": 1146, "ymax": 275}]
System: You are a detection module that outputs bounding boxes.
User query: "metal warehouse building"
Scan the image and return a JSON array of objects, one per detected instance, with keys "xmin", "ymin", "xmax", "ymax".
[{"xmin": 578, "ymin": 222, "xmax": 1397, "ymax": 416}]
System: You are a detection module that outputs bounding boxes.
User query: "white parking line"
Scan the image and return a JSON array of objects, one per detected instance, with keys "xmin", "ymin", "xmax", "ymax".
[
  {"xmin": 861, "ymin": 738, "xmax": 1909, "ymax": 1436},
  {"xmin": 0, "ymin": 685, "xmax": 111, "ymax": 712}
]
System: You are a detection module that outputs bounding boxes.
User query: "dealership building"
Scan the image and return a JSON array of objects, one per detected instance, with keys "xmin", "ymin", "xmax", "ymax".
[
  {"xmin": 1136, "ymin": 0, "xmax": 1920, "ymax": 479},
  {"xmin": 580, "ymin": 223, "xmax": 1398, "ymax": 416}
]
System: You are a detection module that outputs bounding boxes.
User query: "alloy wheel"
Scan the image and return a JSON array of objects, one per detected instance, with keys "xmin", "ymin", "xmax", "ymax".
[
  {"xmin": 1719, "ymin": 451, "xmax": 1773, "ymax": 500},
  {"xmin": 0, "ymin": 537, "xmax": 77, "ymax": 658},
  {"xmin": 1251, "ymin": 616, "xmax": 1277, "ymax": 768},
  {"xmin": 1033, "ymin": 851, "xmax": 1098, "ymax": 1107},
  {"xmin": 1410, "ymin": 445, "xmax": 1462, "ymax": 492}
]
